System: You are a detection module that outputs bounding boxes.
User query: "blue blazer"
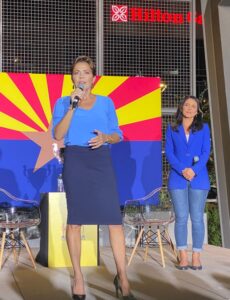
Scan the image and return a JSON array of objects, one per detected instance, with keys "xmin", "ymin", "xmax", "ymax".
[{"xmin": 165, "ymin": 123, "xmax": 211, "ymax": 190}]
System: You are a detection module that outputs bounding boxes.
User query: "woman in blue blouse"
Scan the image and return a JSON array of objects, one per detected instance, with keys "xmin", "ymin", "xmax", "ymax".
[
  {"xmin": 165, "ymin": 96, "xmax": 210, "ymax": 271},
  {"xmin": 53, "ymin": 56, "xmax": 135, "ymax": 299}
]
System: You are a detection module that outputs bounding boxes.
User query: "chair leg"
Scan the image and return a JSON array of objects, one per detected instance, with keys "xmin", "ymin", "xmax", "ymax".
[
  {"xmin": 0, "ymin": 231, "xmax": 6, "ymax": 270},
  {"xmin": 128, "ymin": 227, "xmax": 145, "ymax": 266},
  {"xmin": 20, "ymin": 231, "xmax": 36, "ymax": 269},
  {"xmin": 10, "ymin": 231, "xmax": 18, "ymax": 264},
  {"xmin": 164, "ymin": 227, "xmax": 179, "ymax": 262},
  {"xmin": 157, "ymin": 227, "xmax": 165, "ymax": 268},
  {"xmin": 144, "ymin": 227, "xmax": 151, "ymax": 262}
]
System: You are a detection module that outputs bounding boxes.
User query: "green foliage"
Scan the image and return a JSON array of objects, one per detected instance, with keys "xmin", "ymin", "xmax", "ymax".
[
  {"xmin": 206, "ymin": 203, "xmax": 222, "ymax": 246},
  {"xmin": 159, "ymin": 187, "xmax": 172, "ymax": 209}
]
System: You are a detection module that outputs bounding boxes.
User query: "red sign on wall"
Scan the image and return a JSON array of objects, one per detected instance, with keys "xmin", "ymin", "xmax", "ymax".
[{"xmin": 111, "ymin": 5, "xmax": 202, "ymax": 25}]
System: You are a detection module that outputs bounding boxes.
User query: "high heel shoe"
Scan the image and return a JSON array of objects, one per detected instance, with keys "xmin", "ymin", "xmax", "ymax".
[
  {"xmin": 175, "ymin": 264, "xmax": 189, "ymax": 270},
  {"xmin": 113, "ymin": 275, "xmax": 136, "ymax": 300},
  {"xmin": 190, "ymin": 265, "xmax": 202, "ymax": 270},
  {"xmin": 72, "ymin": 277, "xmax": 86, "ymax": 299},
  {"xmin": 72, "ymin": 294, "xmax": 86, "ymax": 299}
]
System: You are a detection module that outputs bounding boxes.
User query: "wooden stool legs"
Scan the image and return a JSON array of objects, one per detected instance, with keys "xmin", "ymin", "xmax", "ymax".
[
  {"xmin": 0, "ymin": 231, "xmax": 6, "ymax": 270},
  {"xmin": 0, "ymin": 229, "xmax": 36, "ymax": 270},
  {"xmin": 157, "ymin": 226, "xmax": 165, "ymax": 268},
  {"xmin": 128, "ymin": 227, "xmax": 145, "ymax": 266},
  {"xmin": 20, "ymin": 231, "xmax": 36, "ymax": 269},
  {"xmin": 127, "ymin": 225, "xmax": 177, "ymax": 268}
]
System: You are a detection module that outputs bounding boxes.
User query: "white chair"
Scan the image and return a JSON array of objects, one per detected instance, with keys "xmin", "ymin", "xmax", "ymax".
[
  {"xmin": 123, "ymin": 187, "xmax": 178, "ymax": 268},
  {"xmin": 0, "ymin": 188, "xmax": 40, "ymax": 269}
]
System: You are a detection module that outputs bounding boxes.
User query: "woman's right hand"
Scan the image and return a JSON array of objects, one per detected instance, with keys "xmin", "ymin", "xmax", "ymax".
[
  {"xmin": 182, "ymin": 168, "xmax": 195, "ymax": 181},
  {"xmin": 70, "ymin": 86, "xmax": 85, "ymax": 104}
]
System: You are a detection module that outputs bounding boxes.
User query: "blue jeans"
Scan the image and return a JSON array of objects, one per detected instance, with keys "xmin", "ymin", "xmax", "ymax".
[{"xmin": 169, "ymin": 184, "xmax": 208, "ymax": 252}]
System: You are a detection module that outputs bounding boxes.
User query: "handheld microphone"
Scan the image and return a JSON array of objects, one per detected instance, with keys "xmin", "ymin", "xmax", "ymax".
[{"xmin": 71, "ymin": 83, "xmax": 84, "ymax": 109}]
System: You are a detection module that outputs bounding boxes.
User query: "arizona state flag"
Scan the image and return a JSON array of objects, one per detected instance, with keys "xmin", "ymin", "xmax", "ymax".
[{"xmin": 0, "ymin": 73, "xmax": 161, "ymax": 204}]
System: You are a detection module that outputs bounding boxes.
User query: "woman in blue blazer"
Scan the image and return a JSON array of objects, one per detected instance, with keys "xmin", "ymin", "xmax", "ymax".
[{"xmin": 165, "ymin": 95, "xmax": 211, "ymax": 270}]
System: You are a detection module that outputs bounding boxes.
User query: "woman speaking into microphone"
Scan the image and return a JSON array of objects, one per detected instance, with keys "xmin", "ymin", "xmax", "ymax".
[{"xmin": 52, "ymin": 56, "xmax": 135, "ymax": 300}]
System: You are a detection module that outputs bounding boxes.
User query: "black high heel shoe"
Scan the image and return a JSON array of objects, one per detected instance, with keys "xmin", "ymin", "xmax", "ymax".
[
  {"xmin": 72, "ymin": 294, "xmax": 86, "ymax": 300},
  {"xmin": 72, "ymin": 277, "xmax": 86, "ymax": 299},
  {"xmin": 175, "ymin": 264, "xmax": 189, "ymax": 270},
  {"xmin": 113, "ymin": 275, "xmax": 136, "ymax": 300},
  {"xmin": 190, "ymin": 265, "xmax": 202, "ymax": 270}
]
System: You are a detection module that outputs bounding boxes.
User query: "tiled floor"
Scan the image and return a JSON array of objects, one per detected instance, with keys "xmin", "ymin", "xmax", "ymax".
[{"xmin": 0, "ymin": 245, "xmax": 229, "ymax": 300}]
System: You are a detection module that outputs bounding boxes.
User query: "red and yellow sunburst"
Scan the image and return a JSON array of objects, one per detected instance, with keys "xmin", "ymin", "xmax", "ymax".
[{"xmin": 0, "ymin": 73, "xmax": 161, "ymax": 169}]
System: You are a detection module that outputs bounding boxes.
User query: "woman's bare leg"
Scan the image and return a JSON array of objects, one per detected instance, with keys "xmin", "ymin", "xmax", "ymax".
[
  {"xmin": 66, "ymin": 224, "xmax": 85, "ymax": 295},
  {"xmin": 109, "ymin": 225, "xmax": 130, "ymax": 295},
  {"xmin": 178, "ymin": 249, "xmax": 189, "ymax": 266},
  {"xmin": 192, "ymin": 251, "xmax": 201, "ymax": 267}
]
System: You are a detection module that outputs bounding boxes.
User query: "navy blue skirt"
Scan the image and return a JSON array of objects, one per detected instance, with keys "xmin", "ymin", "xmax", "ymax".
[{"xmin": 62, "ymin": 145, "xmax": 122, "ymax": 225}]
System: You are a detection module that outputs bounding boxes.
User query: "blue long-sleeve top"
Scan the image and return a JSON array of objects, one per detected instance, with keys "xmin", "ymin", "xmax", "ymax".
[
  {"xmin": 165, "ymin": 123, "xmax": 211, "ymax": 190},
  {"xmin": 52, "ymin": 95, "xmax": 123, "ymax": 146}
]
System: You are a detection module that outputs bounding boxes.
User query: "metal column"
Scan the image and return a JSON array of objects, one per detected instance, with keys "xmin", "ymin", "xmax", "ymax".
[{"xmin": 201, "ymin": 0, "xmax": 230, "ymax": 248}]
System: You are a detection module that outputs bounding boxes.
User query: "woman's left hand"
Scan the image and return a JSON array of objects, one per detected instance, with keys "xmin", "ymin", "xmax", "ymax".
[{"xmin": 88, "ymin": 129, "xmax": 107, "ymax": 149}]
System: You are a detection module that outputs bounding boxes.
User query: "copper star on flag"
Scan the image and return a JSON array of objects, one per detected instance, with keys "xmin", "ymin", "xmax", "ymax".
[{"xmin": 22, "ymin": 123, "xmax": 64, "ymax": 172}]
